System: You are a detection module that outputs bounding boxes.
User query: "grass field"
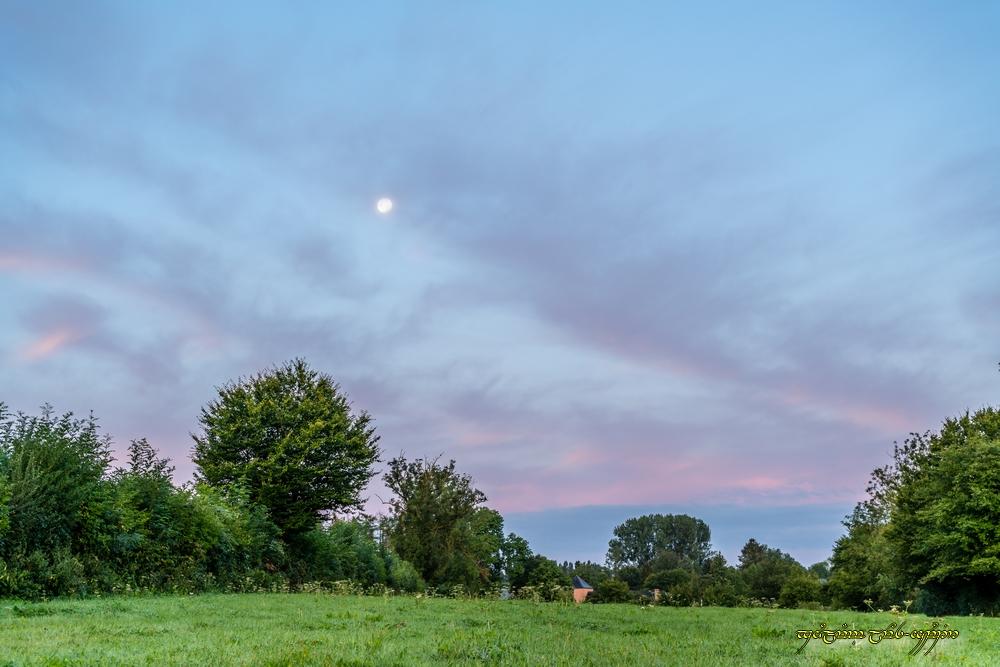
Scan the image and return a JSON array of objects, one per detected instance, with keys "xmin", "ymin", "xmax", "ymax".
[{"xmin": 0, "ymin": 594, "xmax": 996, "ymax": 666}]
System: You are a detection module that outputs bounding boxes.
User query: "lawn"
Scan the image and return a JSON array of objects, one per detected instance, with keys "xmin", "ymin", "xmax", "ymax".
[{"xmin": 0, "ymin": 594, "xmax": 996, "ymax": 666}]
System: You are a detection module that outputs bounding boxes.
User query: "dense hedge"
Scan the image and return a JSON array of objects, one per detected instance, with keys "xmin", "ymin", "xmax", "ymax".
[{"xmin": 0, "ymin": 405, "xmax": 421, "ymax": 600}]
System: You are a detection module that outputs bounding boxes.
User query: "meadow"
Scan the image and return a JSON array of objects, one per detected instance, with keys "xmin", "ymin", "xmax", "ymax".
[{"xmin": 1, "ymin": 594, "xmax": 997, "ymax": 666}]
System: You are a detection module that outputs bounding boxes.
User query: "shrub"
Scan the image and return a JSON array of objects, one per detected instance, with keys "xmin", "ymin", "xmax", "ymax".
[
  {"xmin": 778, "ymin": 572, "xmax": 822, "ymax": 608},
  {"xmin": 387, "ymin": 553, "xmax": 425, "ymax": 593},
  {"xmin": 591, "ymin": 578, "xmax": 631, "ymax": 603}
]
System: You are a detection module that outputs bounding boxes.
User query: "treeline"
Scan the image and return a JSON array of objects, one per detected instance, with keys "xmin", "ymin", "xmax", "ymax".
[
  {"xmin": 0, "ymin": 404, "xmax": 414, "ymax": 599},
  {"xmin": 558, "ymin": 406, "xmax": 1000, "ymax": 616},
  {"xmin": 3, "ymin": 359, "xmax": 998, "ymax": 615},
  {"xmin": 0, "ymin": 361, "xmax": 572, "ymax": 601},
  {"xmin": 554, "ymin": 515, "xmax": 830, "ymax": 609}
]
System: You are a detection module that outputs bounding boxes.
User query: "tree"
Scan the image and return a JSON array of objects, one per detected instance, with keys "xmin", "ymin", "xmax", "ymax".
[
  {"xmin": 503, "ymin": 533, "xmax": 534, "ymax": 589},
  {"xmin": 738, "ymin": 539, "xmax": 804, "ymax": 600},
  {"xmin": 192, "ymin": 359, "xmax": 380, "ymax": 538},
  {"xmin": 699, "ymin": 553, "xmax": 746, "ymax": 607},
  {"xmin": 738, "ymin": 538, "xmax": 768, "ymax": 570},
  {"xmin": 560, "ymin": 560, "xmax": 610, "ymax": 589},
  {"xmin": 833, "ymin": 407, "xmax": 1000, "ymax": 615},
  {"xmin": 1, "ymin": 405, "xmax": 113, "ymax": 556},
  {"xmin": 383, "ymin": 456, "xmax": 501, "ymax": 592},
  {"xmin": 606, "ymin": 514, "xmax": 712, "ymax": 578},
  {"xmin": 808, "ymin": 560, "xmax": 830, "ymax": 581},
  {"xmin": 515, "ymin": 555, "xmax": 572, "ymax": 600},
  {"xmin": 886, "ymin": 408, "xmax": 1000, "ymax": 614},
  {"xmin": 591, "ymin": 578, "xmax": 631, "ymax": 603},
  {"xmin": 778, "ymin": 571, "xmax": 822, "ymax": 608},
  {"xmin": 827, "ymin": 505, "xmax": 899, "ymax": 610}
]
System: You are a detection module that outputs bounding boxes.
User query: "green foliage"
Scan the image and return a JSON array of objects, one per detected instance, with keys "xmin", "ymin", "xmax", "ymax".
[
  {"xmin": 808, "ymin": 560, "xmax": 830, "ymax": 581},
  {"xmin": 644, "ymin": 567, "xmax": 689, "ymax": 592},
  {"xmin": 510, "ymin": 554, "xmax": 572, "ymax": 601},
  {"xmin": 386, "ymin": 552, "xmax": 425, "ymax": 593},
  {"xmin": 887, "ymin": 409, "xmax": 1000, "ymax": 614},
  {"xmin": 827, "ymin": 508, "xmax": 899, "ymax": 610},
  {"xmin": 288, "ymin": 519, "xmax": 387, "ymax": 587},
  {"xmin": 1, "ymin": 406, "xmax": 113, "ymax": 556},
  {"xmin": 192, "ymin": 359, "xmax": 380, "ymax": 538},
  {"xmin": 830, "ymin": 406, "xmax": 1000, "ymax": 616},
  {"xmin": 616, "ymin": 565, "xmax": 643, "ymax": 589},
  {"xmin": 698, "ymin": 554, "xmax": 746, "ymax": 607},
  {"xmin": 590, "ymin": 578, "xmax": 631, "ymax": 603},
  {"xmin": 501, "ymin": 533, "xmax": 533, "ymax": 589},
  {"xmin": 606, "ymin": 514, "xmax": 711, "ymax": 578},
  {"xmin": 0, "ymin": 402, "xmax": 389, "ymax": 600},
  {"xmin": 559, "ymin": 560, "xmax": 610, "ymax": 588},
  {"xmin": 777, "ymin": 571, "xmax": 822, "ymax": 608},
  {"xmin": 383, "ymin": 456, "xmax": 501, "ymax": 593},
  {"xmin": 738, "ymin": 539, "xmax": 804, "ymax": 601}
]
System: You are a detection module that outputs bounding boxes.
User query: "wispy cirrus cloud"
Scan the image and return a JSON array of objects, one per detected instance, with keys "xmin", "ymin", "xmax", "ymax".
[{"xmin": 2, "ymin": 1, "xmax": 999, "ymax": 560}]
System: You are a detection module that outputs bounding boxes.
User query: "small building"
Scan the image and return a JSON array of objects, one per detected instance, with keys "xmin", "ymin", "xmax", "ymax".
[{"xmin": 572, "ymin": 576, "xmax": 593, "ymax": 603}]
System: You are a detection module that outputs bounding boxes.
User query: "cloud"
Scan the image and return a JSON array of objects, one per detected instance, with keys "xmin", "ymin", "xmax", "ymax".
[
  {"xmin": 2, "ymin": 1, "xmax": 998, "ymax": 557},
  {"xmin": 19, "ymin": 328, "xmax": 80, "ymax": 362}
]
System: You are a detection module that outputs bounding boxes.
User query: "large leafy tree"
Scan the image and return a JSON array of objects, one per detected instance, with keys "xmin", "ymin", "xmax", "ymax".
[
  {"xmin": 827, "ymin": 405, "xmax": 1000, "ymax": 615},
  {"xmin": 606, "ymin": 513, "xmax": 712, "ymax": 577},
  {"xmin": 885, "ymin": 408, "xmax": 1000, "ymax": 614},
  {"xmin": 383, "ymin": 456, "xmax": 502, "ymax": 592},
  {"xmin": 192, "ymin": 359, "xmax": 380, "ymax": 538}
]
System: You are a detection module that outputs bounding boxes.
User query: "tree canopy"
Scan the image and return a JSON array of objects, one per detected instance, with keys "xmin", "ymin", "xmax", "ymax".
[
  {"xmin": 606, "ymin": 513, "xmax": 712, "ymax": 576},
  {"xmin": 192, "ymin": 359, "xmax": 380, "ymax": 538},
  {"xmin": 383, "ymin": 456, "xmax": 502, "ymax": 593},
  {"xmin": 827, "ymin": 406, "xmax": 1000, "ymax": 615}
]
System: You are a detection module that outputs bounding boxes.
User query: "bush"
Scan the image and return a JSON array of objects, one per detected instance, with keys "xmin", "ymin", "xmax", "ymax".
[
  {"xmin": 778, "ymin": 572, "xmax": 822, "ymax": 608},
  {"xmin": 591, "ymin": 578, "xmax": 631, "ymax": 603},
  {"xmin": 387, "ymin": 553, "xmax": 425, "ymax": 592}
]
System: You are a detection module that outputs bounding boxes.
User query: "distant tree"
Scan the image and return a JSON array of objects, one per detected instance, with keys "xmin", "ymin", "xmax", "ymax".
[
  {"xmin": 503, "ymin": 533, "xmax": 534, "ymax": 589},
  {"xmin": 699, "ymin": 553, "xmax": 746, "ymax": 606},
  {"xmin": 738, "ymin": 538, "xmax": 768, "ymax": 570},
  {"xmin": 383, "ymin": 456, "xmax": 501, "ymax": 592},
  {"xmin": 644, "ymin": 567, "xmax": 689, "ymax": 592},
  {"xmin": 591, "ymin": 578, "xmax": 631, "ymax": 604},
  {"xmin": 807, "ymin": 560, "xmax": 830, "ymax": 582},
  {"xmin": 738, "ymin": 539, "xmax": 804, "ymax": 600},
  {"xmin": 560, "ymin": 560, "xmax": 610, "ymax": 588},
  {"xmin": 606, "ymin": 514, "xmax": 712, "ymax": 577},
  {"xmin": 192, "ymin": 359, "xmax": 380, "ymax": 539},
  {"xmin": 778, "ymin": 571, "xmax": 823, "ymax": 608},
  {"xmin": 519, "ymin": 554, "xmax": 571, "ymax": 598}
]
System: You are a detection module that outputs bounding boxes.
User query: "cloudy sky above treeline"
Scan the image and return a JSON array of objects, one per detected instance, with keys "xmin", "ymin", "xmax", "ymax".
[{"xmin": 2, "ymin": 1, "xmax": 998, "ymax": 565}]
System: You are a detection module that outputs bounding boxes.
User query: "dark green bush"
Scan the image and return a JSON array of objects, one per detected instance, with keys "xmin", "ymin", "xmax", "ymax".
[{"xmin": 591, "ymin": 578, "xmax": 631, "ymax": 603}]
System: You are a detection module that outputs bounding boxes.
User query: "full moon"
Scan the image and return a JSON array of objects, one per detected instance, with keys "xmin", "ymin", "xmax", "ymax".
[{"xmin": 376, "ymin": 197, "xmax": 394, "ymax": 214}]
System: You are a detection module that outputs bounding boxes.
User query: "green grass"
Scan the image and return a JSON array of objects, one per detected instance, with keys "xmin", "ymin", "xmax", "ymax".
[{"xmin": 0, "ymin": 594, "xmax": 996, "ymax": 665}]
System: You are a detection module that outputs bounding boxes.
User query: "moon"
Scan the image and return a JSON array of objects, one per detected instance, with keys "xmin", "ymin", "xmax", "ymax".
[{"xmin": 376, "ymin": 197, "xmax": 394, "ymax": 214}]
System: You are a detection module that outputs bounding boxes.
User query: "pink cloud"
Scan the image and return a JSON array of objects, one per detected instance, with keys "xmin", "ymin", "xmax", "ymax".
[
  {"xmin": 778, "ymin": 385, "xmax": 915, "ymax": 436},
  {"xmin": 736, "ymin": 475, "xmax": 788, "ymax": 491},
  {"xmin": 0, "ymin": 252, "xmax": 77, "ymax": 273},
  {"xmin": 19, "ymin": 328, "xmax": 81, "ymax": 362},
  {"xmin": 481, "ymin": 452, "xmax": 860, "ymax": 514}
]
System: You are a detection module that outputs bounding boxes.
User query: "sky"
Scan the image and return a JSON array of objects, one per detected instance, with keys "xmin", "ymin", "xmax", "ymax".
[{"xmin": 2, "ymin": 1, "xmax": 998, "ymax": 567}]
